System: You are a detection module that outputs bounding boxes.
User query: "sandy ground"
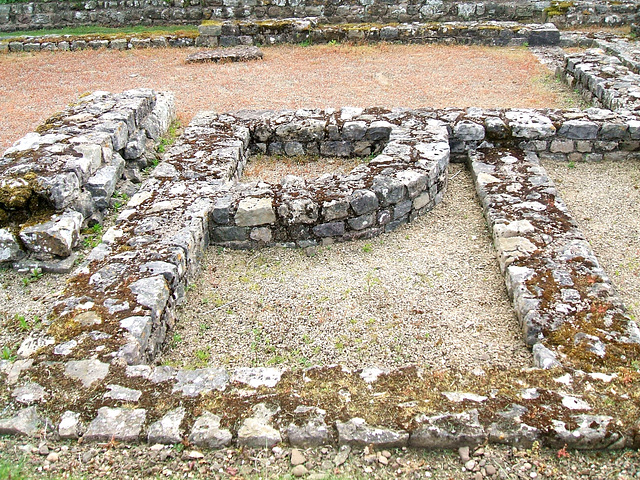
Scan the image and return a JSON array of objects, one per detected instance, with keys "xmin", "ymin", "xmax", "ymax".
[{"xmin": 0, "ymin": 43, "xmax": 578, "ymax": 152}]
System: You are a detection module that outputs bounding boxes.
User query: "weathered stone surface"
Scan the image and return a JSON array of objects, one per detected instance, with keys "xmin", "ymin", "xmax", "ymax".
[
  {"xmin": 186, "ymin": 46, "xmax": 263, "ymax": 64},
  {"xmin": 235, "ymin": 197, "xmax": 276, "ymax": 227},
  {"xmin": 173, "ymin": 368, "xmax": 229, "ymax": 396},
  {"xmin": 231, "ymin": 367, "xmax": 282, "ymax": 388},
  {"xmin": 0, "ymin": 228, "xmax": 25, "ymax": 262},
  {"xmin": 64, "ymin": 359, "xmax": 110, "ymax": 388},
  {"xmin": 287, "ymin": 406, "xmax": 330, "ymax": 448},
  {"xmin": 11, "ymin": 382, "xmax": 46, "ymax": 404},
  {"xmin": 84, "ymin": 407, "xmax": 146, "ymax": 443},
  {"xmin": 237, "ymin": 403, "xmax": 282, "ymax": 448},
  {"xmin": 58, "ymin": 410, "xmax": 83, "ymax": 439},
  {"xmin": 337, "ymin": 418, "xmax": 409, "ymax": 448},
  {"xmin": 409, "ymin": 410, "xmax": 486, "ymax": 449},
  {"xmin": 188, "ymin": 412, "xmax": 233, "ymax": 449},
  {"xmin": 19, "ymin": 211, "xmax": 83, "ymax": 258},
  {"xmin": 0, "ymin": 406, "xmax": 43, "ymax": 437},
  {"xmin": 148, "ymin": 407, "xmax": 185, "ymax": 444},
  {"xmin": 104, "ymin": 384, "xmax": 142, "ymax": 402}
]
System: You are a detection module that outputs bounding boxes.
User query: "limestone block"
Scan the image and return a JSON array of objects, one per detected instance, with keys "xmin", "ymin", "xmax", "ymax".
[
  {"xmin": 0, "ymin": 228, "xmax": 25, "ymax": 263},
  {"xmin": 0, "ymin": 406, "xmax": 43, "ymax": 437},
  {"xmin": 19, "ymin": 211, "xmax": 83, "ymax": 258},
  {"xmin": 409, "ymin": 410, "xmax": 486, "ymax": 449},
  {"xmin": 235, "ymin": 197, "xmax": 276, "ymax": 227},
  {"xmin": 148, "ymin": 407, "xmax": 186, "ymax": 444},
  {"xmin": 188, "ymin": 412, "xmax": 233, "ymax": 449},
  {"xmin": 336, "ymin": 418, "xmax": 409, "ymax": 448},
  {"xmin": 83, "ymin": 407, "xmax": 146, "ymax": 443}
]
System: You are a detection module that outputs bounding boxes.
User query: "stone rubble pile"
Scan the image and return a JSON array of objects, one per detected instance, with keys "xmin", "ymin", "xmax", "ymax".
[{"xmin": 0, "ymin": 89, "xmax": 175, "ymax": 269}]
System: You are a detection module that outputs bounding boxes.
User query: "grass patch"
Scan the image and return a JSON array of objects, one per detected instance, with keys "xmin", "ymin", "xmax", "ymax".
[{"xmin": 0, "ymin": 24, "xmax": 198, "ymax": 39}]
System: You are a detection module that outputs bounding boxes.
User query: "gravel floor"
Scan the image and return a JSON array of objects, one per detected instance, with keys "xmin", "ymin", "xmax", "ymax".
[
  {"xmin": 159, "ymin": 166, "xmax": 531, "ymax": 371},
  {"xmin": 542, "ymin": 158, "xmax": 640, "ymax": 316},
  {"xmin": 1, "ymin": 436, "xmax": 639, "ymax": 480}
]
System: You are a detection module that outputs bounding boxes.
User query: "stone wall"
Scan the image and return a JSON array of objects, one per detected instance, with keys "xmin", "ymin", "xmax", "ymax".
[
  {"xmin": 0, "ymin": 0, "xmax": 637, "ymax": 33},
  {"xmin": 0, "ymin": 89, "xmax": 175, "ymax": 269}
]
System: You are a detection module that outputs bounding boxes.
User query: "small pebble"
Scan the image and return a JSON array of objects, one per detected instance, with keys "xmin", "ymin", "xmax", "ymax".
[
  {"xmin": 46, "ymin": 452, "xmax": 59, "ymax": 463},
  {"xmin": 291, "ymin": 449, "xmax": 306, "ymax": 466},
  {"xmin": 292, "ymin": 465, "xmax": 308, "ymax": 477},
  {"xmin": 459, "ymin": 446, "xmax": 470, "ymax": 462}
]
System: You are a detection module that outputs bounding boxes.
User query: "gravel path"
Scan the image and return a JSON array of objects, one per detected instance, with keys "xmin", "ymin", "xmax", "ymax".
[
  {"xmin": 159, "ymin": 167, "xmax": 531, "ymax": 371},
  {"xmin": 542, "ymin": 158, "xmax": 640, "ymax": 316}
]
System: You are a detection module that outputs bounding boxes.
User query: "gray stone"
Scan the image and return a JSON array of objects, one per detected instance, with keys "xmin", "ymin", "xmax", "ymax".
[
  {"xmin": 313, "ymin": 221, "xmax": 345, "ymax": 238},
  {"xmin": 488, "ymin": 404, "xmax": 539, "ymax": 448},
  {"xmin": 86, "ymin": 163, "xmax": 124, "ymax": 209},
  {"xmin": 231, "ymin": 367, "xmax": 282, "ymax": 388},
  {"xmin": 83, "ymin": 407, "xmax": 146, "ymax": 443},
  {"xmin": 11, "ymin": 382, "xmax": 46, "ymax": 404},
  {"xmin": 19, "ymin": 211, "xmax": 83, "ymax": 258},
  {"xmin": 173, "ymin": 368, "xmax": 229, "ymax": 396},
  {"xmin": 322, "ymin": 199, "xmax": 350, "ymax": 221},
  {"xmin": 348, "ymin": 213, "xmax": 375, "ymax": 231},
  {"xmin": 551, "ymin": 415, "xmax": 623, "ymax": 449},
  {"xmin": 104, "ymin": 384, "xmax": 142, "ymax": 402},
  {"xmin": 558, "ymin": 120, "xmax": 599, "ymax": 139},
  {"xmin": 129, "ymin": 275, "xmax": 170, "ymax": 320},
  {"xmin": 58, "ymin": 411, "xmax": 83, "ymax": 439},
  {"xmin": 454, "ymin": 120, "xmax": 485, "ymax": 141},
  {"xmin": 237, "ymin": 403, "xmax": 282, "ymax": 448},
  {"xmin": 148, "ymin": 407, "xmax": 186, "ymax": 444},
  {"xmin": 64, "ymin": 359, "xmax": 110, "ymax": 388},
  {"xmin": 0, "ymin": 228, "xmax": 25, "ymax": 263},
  {"xmin": 124, "ymin": 129, "xmax": 147, "ymax": 159},
  {"xmin": 235, "ymin": 197, "xmax": 276, "ymax": 227},
  {"xmin": 188, "ymin": 412, "xmax": 233, "ymax": 449},
  {"xmin": 505, "ymin": 111, "xmax": 555, "ymax": 139},
  {"xmin": 372, "ymin": 176, "xmax": 406, "ymax": 206},
  {"xmin": 287, "ymin": 407, "xmax": 330, "ymax": 448},
  {"xmin": 409, "ymin": 410, "xmax": 486, "ymax": 449},
  {"xmin": 349, "ymin": 189, "xmax": 379, "ymax": 215},
  {"xmin": 0, "ymin": 406, "xmax": 43, "ymax": 437},
  {"xmin": 336, "ymin": 418, "xmax": 409, "ymax": 448}
]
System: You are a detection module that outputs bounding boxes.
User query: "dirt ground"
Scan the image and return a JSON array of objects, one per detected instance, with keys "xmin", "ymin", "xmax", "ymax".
[{"xmin": 0, "ymin": 43, "xmax": 579, "ymax": 152}]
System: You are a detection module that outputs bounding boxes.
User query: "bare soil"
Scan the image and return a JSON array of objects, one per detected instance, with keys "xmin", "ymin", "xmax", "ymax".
[{"xmin": 0, "ymin": 43, "xmax": 579, "ymax": 152}]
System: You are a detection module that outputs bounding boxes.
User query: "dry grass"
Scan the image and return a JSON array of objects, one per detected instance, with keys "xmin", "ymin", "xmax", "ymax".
[{"xmin": 0, "ymin": 43, "xmax": 579, "ymax": 152}]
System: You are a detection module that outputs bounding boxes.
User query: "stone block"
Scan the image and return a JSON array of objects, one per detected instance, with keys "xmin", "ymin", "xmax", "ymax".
[
  {"xmin": 0, "ymin": 228, "xmax": 25, "ymax": 263},
  {"xmin": 188, "ymin": 412, "xmax": 233, "ymax": 449},
  {"xmin": 84, "ymin": 407, "xmax": 146, "ymax": 443},
  {"xmin": 235, "ymin": 197, "xmax": 276, "ymax": 227},
  {"xmin": 19, "ymin": 211, "xmax": 83, "ymax": 258},
  {"xmin": 558, "ymin": 120, "xmax": 599, "ymax": 139},
  {"xmin": 349, "ymin": 189, "xmax": 379, "ymax": 215}
]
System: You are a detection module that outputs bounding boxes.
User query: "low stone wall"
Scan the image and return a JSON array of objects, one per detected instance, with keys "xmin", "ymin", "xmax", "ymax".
[
  {"xmin": 196, "ymin": 18, "xmax": 561, "ymax": 48},
  {"xmin": 561, "ymin": 47, "xmax": 640, "ymax": 111},
  {"xmin": 0, "ymin": 89, "xmax": 175, "ymax": 270},
  {"xmin": 1, "ymin": 0, "xmax": 638, "ymax": 33},
  {"xmin": 206, "ymin": 108, "xmax": 449, "ymax": 249},
  {"xmin": 1, "ymin": 33, "xmax": 196, "ymax": 53},
  {"xmin": 1, "ymin": 94, "xmax": 639, "ymax": 450}
]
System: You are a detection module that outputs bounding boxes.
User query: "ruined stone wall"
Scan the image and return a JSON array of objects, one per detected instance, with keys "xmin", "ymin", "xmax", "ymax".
[{"xmin": 0, "ymin": 0, "xmax": 637, "ymax": 33}]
